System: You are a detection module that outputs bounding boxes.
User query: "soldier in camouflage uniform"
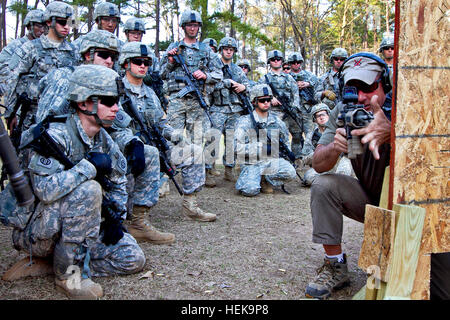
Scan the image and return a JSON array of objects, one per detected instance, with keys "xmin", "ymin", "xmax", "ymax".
[
  {"xmin": 112, "ymin": 43, "xmax": 216, "ymax": 238},
  {"xmin": 203, "ymin": 38, "xmax": 218, "ymax": 53},
  {"xmin": 160, "ymin": 9, "xmax": 223, "ymax": 147},
  {"xmin": 37, "ymin": 29, "xmax": 120, "ymax": 122},
  {"xmin": 288, "ymin": 52, "xmax": 319, "ymax": 139},
  {"xmin": 204, "ymin": 37, "xmax": 249, "ymax": 186},
  {"xmin": 314, "ymin": 48, "xmax": 348, "ymax": 110},
  {"xmin": 299, "ymin": 103, "xmax": 353, "ymax": 186},
  {"xmin": 124, "ymin": 17, "xmax": 146, "ymax": 42},
  {"xmin": 258, "ymin": 50, "xmax": 302, "ymax": 159},
  {"xmin": 4, "ymin": 2, "xmax": 79, "ymax": 134},
  {"xmin": 9, "ymin": 65, "xmax": 145, "ymax": 299},
  {"xmin": 237, "ymin": 59, "xmax": 256, "ymax": 87},
  {"xmin": 379, "ymin": 34, "xmax": 395, "ymax": 70},
  {"xmin": 234, "ymin": 84, "xmax": 296, "ymax": 196},
  {"xmin": 0, "ymin": 9, "xmax": 45, "ymax": 96}
]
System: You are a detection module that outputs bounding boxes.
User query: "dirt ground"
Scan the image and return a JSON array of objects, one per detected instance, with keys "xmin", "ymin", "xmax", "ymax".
[{"xmin": 0, "ymin": 165, "xmax": 367, "ymax": 301}]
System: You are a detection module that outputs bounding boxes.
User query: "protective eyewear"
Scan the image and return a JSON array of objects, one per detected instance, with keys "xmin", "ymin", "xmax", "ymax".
[
  {"xmin": 240, "ymin": 65, "xmax": 250, "ymax": 69},
  {"xmin": 270, "ymin": 57, "xmax": 283, "ymax": 62},
  {"xmin": 95, "ymin": 50, "xmax": 118, "ymax": 61},
  {"xmin": 98, "ymin": 96, "xmax": 119, "ymax": 107},
  {"xmin": 315, "ymin": 112, "xmax": 328, "ymax": 119},
  {"xmin": 130, "ymin": 57, "xmax": 151, "ymax": 67},
  {"xmin": 333, "ymin": 57, "xmax": 346, "ymax": 62},
  {"xmin": 384, "ymin": 46, "xmax": 394, "ymax": 50},
  {"xmin": 349, "ymin": 78, "xmax": 382, "ymax": 94},
  {"xmin": 101, "ymin": 17, "xmax": 118, "ymax": 24},
  {"xmin": 290, "ymin": 61, "xmax": 302, "ymax": 64},
  {"xmin": 283, "ymin": 67, "xmax": 291, "ymax": 71},
  {"xmin": 257, "ymin": 97, "xmax": 272, "ymax": 104},
  {"xmin": 55, "ymin": 19, "xmax": 72, "ymax": 27}
]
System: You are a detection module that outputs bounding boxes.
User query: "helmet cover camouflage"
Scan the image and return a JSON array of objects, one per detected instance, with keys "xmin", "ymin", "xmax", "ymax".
[
  {"xmin": 287, "ymin": 52, "xmax": 303, "ymax": 63},
  {"xmin": 94, "ymin": 2, "xmax": 120, "ymax": 22},
  {"xmin": 43, "ymin": 1, "xmax": 73, "ymax": 22},
  {"xmin": 24, "ymin": 9, "xmax": 45, "ymax": 26},
  {"xmin": 267, "ymin": 50, "xmax": 284, "ymax": 63},
  {"xmin": 124, "ymin": 17, "xmax": 146, "ymax": 33},
  {"xmin": 250, "ymin": 84, "xmax": 273, "ymax": 102},
  {"xmin": 180, "ymin": 10, "xmax": 202, "ymax": 27},
  {"xmin": 79, "ymin": 29, "xmax": 119, "ymax": 55},
  {"xmin": 119, "ymin": 42, "xmax": 153, "ymax": 66}
]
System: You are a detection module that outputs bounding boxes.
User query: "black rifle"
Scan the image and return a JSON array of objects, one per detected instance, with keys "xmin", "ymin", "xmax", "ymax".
[
  {"xmin": 22, "ymin": 116, "xmax": 126, "ymax": 245},
  {"xmin": 264, "ymin": 75, "xmax": 305, "ymax": 150},
  {"xmin": 170, "ymin": 53, "xmax": 215, "ymax": 127},
  {"xmin": 9, "ymin": 93, "xmax": 33, "ymax": 151},
  {"xmin": 336, "ymin": 86, "xmax": 374, "ymax": 159},
  {"xmin": 143, "ymin": 71, "xmax": 169, "ymax": 113},
  {"xmin": 294, "ymin": 73, "xmax": 318, "ymax": 106},
  {"xmin": 116, "ymin": 78, "xmax": 184, "ymax": 196}
]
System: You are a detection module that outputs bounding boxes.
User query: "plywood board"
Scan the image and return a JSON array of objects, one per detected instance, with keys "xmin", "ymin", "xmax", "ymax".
[
  {"xmin": 393, "ymin": 0, "xmax": 450, "ymax": 256},
  {"xmin": 358, "ymin": 205, "xmax": 395, "ymax": 282},
  {"xmin": 384, "ymin": 204, "xmax": 426, "ymax": 299}
]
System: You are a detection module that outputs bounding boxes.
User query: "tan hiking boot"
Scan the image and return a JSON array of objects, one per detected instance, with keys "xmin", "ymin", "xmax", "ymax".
[
  {"xmin": 55, "ymin": 277, "xmax": 103, "ymax": 300},
  {"xmin": 305, "ymin": 255, "xmax": 350, "ymax": 299},
  {"xmin": 127, "ymin": 205, "xmax": 175, "ymax": 244},
  {"xmin": 224, "ymin": 166, "xmax": 236, "ymax": 182},
  {"xmin": 210, "ymin": 163, "xmax": 221, "ymax": 176},
  {"xmin": 2, "ymin": 257, "xmax": 53, "ymax": 281},
  {"xmin": 205, "ymin": 169, "xmax": 216, "ymax": 187},
  {"xmin": 182, "ymin": 193, "xmax": 217, "ymax": 222},
  {"xmin": 260, "ymin": 177, "xmax": 273, "ymax": 194}
]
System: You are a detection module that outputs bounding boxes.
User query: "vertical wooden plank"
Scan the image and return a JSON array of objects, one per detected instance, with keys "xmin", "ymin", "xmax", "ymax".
[{"xmin": 384, "ymin": 204, "xmax": 426, "ymax": 299}]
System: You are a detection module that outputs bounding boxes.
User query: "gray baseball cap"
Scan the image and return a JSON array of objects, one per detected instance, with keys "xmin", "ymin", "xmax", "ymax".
[{"xmin": 341, "ymin": 54, "xmax": 384, "ymax": 85}]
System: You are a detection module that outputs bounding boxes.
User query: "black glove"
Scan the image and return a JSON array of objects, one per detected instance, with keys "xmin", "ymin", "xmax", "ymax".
[
  {"xmin": 101, "ymin": 197, "xmax": 126, "ymax": 246},
  {"xmin": 86, "ymin": 152, "xmax": 112, "ymax": 178},
  {"xmin": 125, "ymin": 139, "xmax": 145, "ymax": 177}
]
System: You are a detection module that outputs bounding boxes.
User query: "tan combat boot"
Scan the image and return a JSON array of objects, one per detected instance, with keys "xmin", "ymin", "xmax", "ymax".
[
  {"xmin": 210, "ymin": 163, "xmax": 221, "ymax": 176},
  {"xmin": 224, "ymin": 166, "xmax": 236, "ymax": 182},
  {"xmin": 260, "ymin": 177, "xmax": 274, "ymax": 194},
  {"xmin": 205, "ymin": 169, "xmax": 216, "ymax": 187},
  {"xmin": 55, "ymin": 277, "xmax": 103, "ymax": 300},
  {"xmin": 127, "ymin": 205, "xmax": 175, "ymax": 244},
  {"xmin": 182, "ymin": 193, "xmax": 217, "ymax": 222},
  {"xmin": 2, "ymin": 257, "xmax": 53, "ymax": 281}
]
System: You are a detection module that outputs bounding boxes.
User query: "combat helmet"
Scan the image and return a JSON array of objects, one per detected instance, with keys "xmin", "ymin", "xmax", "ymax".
[
  {"xmin": 79, "ymin": 29, "xmax": 119, "ymax": 61},
  {"xmin": 180, "ymin": 10, "xmax": 202, "ymax": 27},
  {"xmin": 119, "ymin": 42, "xmax": 153, "ymax": 66},
  {"xmin": 123, "ymin": 17, "xmax": 146, "ymax": 34},
  {"xmin": 94, "ymin": 2, "xmax": 120, "ymax": 23},
  {"xmin": 379, "ymin": 35, "xmax": 394, "ymax": 52},
  {"xmin": 43, "ymin": 1, "xmax": 73, "ymax": 22},
  {"xmin": 267, "ymin": 50, "xmax": 284, "ymax": 63},
  {"xmin": 287, "ymin": 52, "xmax": 303, "ymax": 63},
  {"xmin": 330, "ymin": 48, "xmax": 348, "ymax": 61},
  {"xmin": 24, "ymin": 9, "xmax": 45, "ymax": 26},
  {"xmin": 203, "ymin": 38, "xmax": 218, "ymax": 51},
  {"xmin": 68, "ymin": 64, "xmax": 119, "ymax": 126},
  {"xmin": 250, "ymin": 84, "xmax": 273, "ymax": 103},
  {"xmin": 311, "ymin": 103, "xmax": 330, "ymax": 122}
]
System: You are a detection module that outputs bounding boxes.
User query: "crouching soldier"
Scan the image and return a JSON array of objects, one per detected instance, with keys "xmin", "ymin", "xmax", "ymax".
[
  {"xmin": 4, "ymin": 65, "xmax": 145, "ymax": 299},
  {"xmin": 111, "ymin": 42, "xmax": 216, "ymax": 235},
  {"xmin": 234, "ymin": 84, "xmax": 296, "ymax": 196}
]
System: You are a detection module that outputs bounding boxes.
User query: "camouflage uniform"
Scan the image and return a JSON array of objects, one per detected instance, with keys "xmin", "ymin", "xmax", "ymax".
[
  {"xmin": 160, "ymin": 40, "xmax": 223, "ymax": 146},
  {"xmin": 205, "ymin": 39, "xmax": 249, "ymax": 170},
  {"xmin": 234, "ymin": 110, "xmax": 296, "ymax": 196},
  {"xmin": 112, "ymin": 75, "xmax": 205, "ymax": 196},
  {"xmin": 259, "ymin": 69, "xmax": 302, "ymax": 158},
  {"xmin": 5, "ymin": 33, "xmax": 79, "ymax": 129},
  {"xmin": 13, "ymin": 112, "xmax": 144, "ymax": 280},
  {"xmin": 0, "ymin": 10, "xmax": 45, "ymax": 95},
  {"xmin": 36, "ymin": 29, "xmax": 120, "ymax": 122}
]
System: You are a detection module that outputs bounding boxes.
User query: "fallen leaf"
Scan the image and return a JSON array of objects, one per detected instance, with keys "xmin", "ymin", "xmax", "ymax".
[{"xmin": 139, "ymin": 271, "xmax": 155, "ymax": 280}]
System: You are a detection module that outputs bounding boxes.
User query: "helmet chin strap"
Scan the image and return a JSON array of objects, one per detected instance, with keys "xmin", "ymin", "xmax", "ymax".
[
  {"xmin": 78, "ymin": 97, "xmax": 113, "ymax": 127},
  {"xmin": 126, "ymin": 60, "xmax": 146, "ymax": 79}
]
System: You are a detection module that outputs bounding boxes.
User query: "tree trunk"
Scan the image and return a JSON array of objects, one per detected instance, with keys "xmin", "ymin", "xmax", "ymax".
[
  {"xmin": 230, "ymin": 0, "xmax": 235, "ymax": 38},
  {"xmin": 20, "ymin": 0, "xmax": 29, "ymax": 37},
  {"xmin": 155, "ymin": 0, "xmax": 160, "ymax": 57},
  {"xmin": 0, "ymin": 0, "xmax": 7, "ymax": 49}
]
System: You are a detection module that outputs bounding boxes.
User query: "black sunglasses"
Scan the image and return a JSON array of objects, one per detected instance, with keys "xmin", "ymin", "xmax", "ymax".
[
  {"xmin": 130, "ymin": 57, "xmax": 151, "ymax": 67},
  {"xmin": 270, "ymin": 57, "xmax": 283, "ymax": 62},
  {"xmin": 95, "ymin": 50, "xmax": 118, "ymax": 61},
  {"xmin": 55, "ymin": 19, "xmax": 69, "ymax": 26},
  {"xmin": 283, "ymin": 67, "xmax": 291, "ymax": 70},
  {"xmin": 384, "ymin": 46, "xmax": 394, "ymax": 50},
  {"xmin": 290, "ymin": 60, "xmax": 302, "ymax": 64},
  {"xmin": 98, "ymin": 96, "xmax": 119, "ymax": 107},
  {"xmin": 348, "ymin": 78, "xmax": 382, "ymax": 94},
  {"xmin": 333, "ymin": 57, "xmax": 346, "ymax": 62},
  {"xmin": 257, "ymin": 97, "xmax": 272, "ymax": 104},
  {"xmin": 239, "ymin": 65, "xmax": 250, "ymax": 69}
]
